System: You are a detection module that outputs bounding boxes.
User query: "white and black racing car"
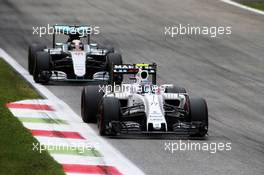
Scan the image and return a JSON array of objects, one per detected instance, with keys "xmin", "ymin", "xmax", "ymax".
[
  {"xmin": 81, "ymin": 63, "xmax": 208, "ymax": 137},
  {"xmin": 28, "ymin": 25, "xmax": 122, "ymax": 83}
]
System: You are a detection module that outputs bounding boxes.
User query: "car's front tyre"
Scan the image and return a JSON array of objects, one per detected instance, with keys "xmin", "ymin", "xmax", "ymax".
[
  {"xmin": 33, "ymin": 51, "xmax": 51, "ymax": 84},
  {"xmin": 190, "ymin": 98, "xmax": 208, "ymax": 137},
  {"xmin": 98, "ymin": 97, "xmax": 120, "ymax": 136},
  {"xmin": 28, "ymin": 44, "xmax": 46, "ymax": 75},
  {"xmin": 81, "ymin": 86, "xmax": 104, "ymax": 123}
]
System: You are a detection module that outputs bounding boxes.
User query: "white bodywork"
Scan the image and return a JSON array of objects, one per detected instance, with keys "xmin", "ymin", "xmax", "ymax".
[
  {"xmin": 105, "ymin": 83, "xmax": 186, "ymax": 131},
  {"xmin": 45, "ymin": 43, "xmax": 108, "ymax": 78},
  {"xmin": 70, "ymin": 51, "xmax": 86, "ymax": 77}
]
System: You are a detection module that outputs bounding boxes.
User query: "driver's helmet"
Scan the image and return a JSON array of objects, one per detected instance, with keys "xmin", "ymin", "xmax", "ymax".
[
  {"xmin": 136, "ymin": 70, "xmax": 152, "ymax": 93},
  {"xmin": 70, "ymin": 39, "xmax": 83, "ymax": 50}
]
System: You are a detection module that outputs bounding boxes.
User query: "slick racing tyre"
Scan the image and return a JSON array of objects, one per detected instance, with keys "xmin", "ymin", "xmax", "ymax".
[
  {"xmin": 99, "ymin": 97, "xmax": 120, "ymax": 136},
  {"xmin": 98, "ymin": 44, "xmax": 115, "ymax": 53},
  {"xmin": 33, "ymin": 51, "xmax": 51, "ymax": 84},
  {"xmin": 107, "ymin": 53, "xmax": 123, "ymax": 84},
  {"xmin": 190, "ymin": 98, "xmax": 208, "ymax": 137},
  {"xmin": 106, "ymin": 52, "xmax": 122, "ymax": 69},
  {"xmin": 81, "ymin": 86, "xmax": 104, "ymax": 123},
  {"xmin": 165, "ymin": 86, "xmax": 187, "ymax": 93},
  {"xmin": 28, "ymin": 44, "xmax": 46, "ymax": 75}
]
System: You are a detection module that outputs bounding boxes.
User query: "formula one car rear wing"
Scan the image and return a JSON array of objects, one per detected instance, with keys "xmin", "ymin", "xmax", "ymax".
[{"xmin": 110, "ymin": 63, "xmax": 157, "ymax": 86}]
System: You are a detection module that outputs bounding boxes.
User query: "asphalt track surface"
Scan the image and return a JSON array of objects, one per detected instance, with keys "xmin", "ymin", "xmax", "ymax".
[{"xmin": 0, "ymin": 0, "xmax": 264, "ymax": 174}]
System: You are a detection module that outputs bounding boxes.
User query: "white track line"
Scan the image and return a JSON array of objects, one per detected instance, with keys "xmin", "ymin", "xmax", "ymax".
[
  {"xmin": 9, "ymin": 99, "xmax": 52, "ymax": 105},
  {"xmin": 52, "ymin": 155, "xmax": 106, "ymax": 165},
  {"xmin": 66, "ymin": 173, "xmax": 103, "ymax": 175},
  {"xmin": 22, "ymin": 123, "xmax": 74, "ymax": 132},
  {"xmin": 35, "ymin": 136, "xmax": 95, "ymax": 146},
  {"xmin": 0, "ymin": 48, "xmax": 145, "ymax": 175},
  {"xmin": 221, "ymin": 0, "xmax": 264, "ymax": 15},
  {"xmin": 9, "ymin": 109, "xmax": 55, "ymax": 118}
]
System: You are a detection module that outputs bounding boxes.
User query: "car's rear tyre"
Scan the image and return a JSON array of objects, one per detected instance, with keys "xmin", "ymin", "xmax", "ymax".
[
  {"xmin": 28, "ymin": 44, "xmax": 46, "ymax": 75},
  {"xmin": 33, "ymin": 51, "xmax": 50, "ymax": 83},
  {"xmin": 190, "ymin": 98, "xmax": 208, "ymax": 137},
  {"xmin": 98, "ymin": 44, "xmax": 115, "ymax": 53},
  {"xmin": 99, "ymin": 97, "xmax": 120, "ymax": 136},
  {"xmin": 165, "ymin": 86, "xmax": 187, "ymax": 93},
  {"xmin": 106, "ymin": 52, "xmax": 122, "ymax": 68},
  {"xmin": 81, "ymin": 86, "xmax": 104, "ymax": 123},
  {"xmin": 107, "ymin": 53, "xmax": 123, "ymax": 84}
]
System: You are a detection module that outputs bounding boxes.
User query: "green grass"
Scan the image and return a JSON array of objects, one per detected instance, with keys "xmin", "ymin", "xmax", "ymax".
[
  {"xmin": 242, "ymin": 2, "xmax": 264, "ymax": 11},
  {"xmin": 0, "ymin": 59, "xmax": 65, "ymax": 175}
]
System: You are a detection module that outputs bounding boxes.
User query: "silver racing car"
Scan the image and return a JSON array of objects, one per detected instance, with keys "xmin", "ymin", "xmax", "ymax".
[
  {"xmin": 81, "ymin": 63, "xmax": 208, "ymax": 137},
  {"xmin": 28, "ymin": 25, "xmax": 122, "ymax": 83}
]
